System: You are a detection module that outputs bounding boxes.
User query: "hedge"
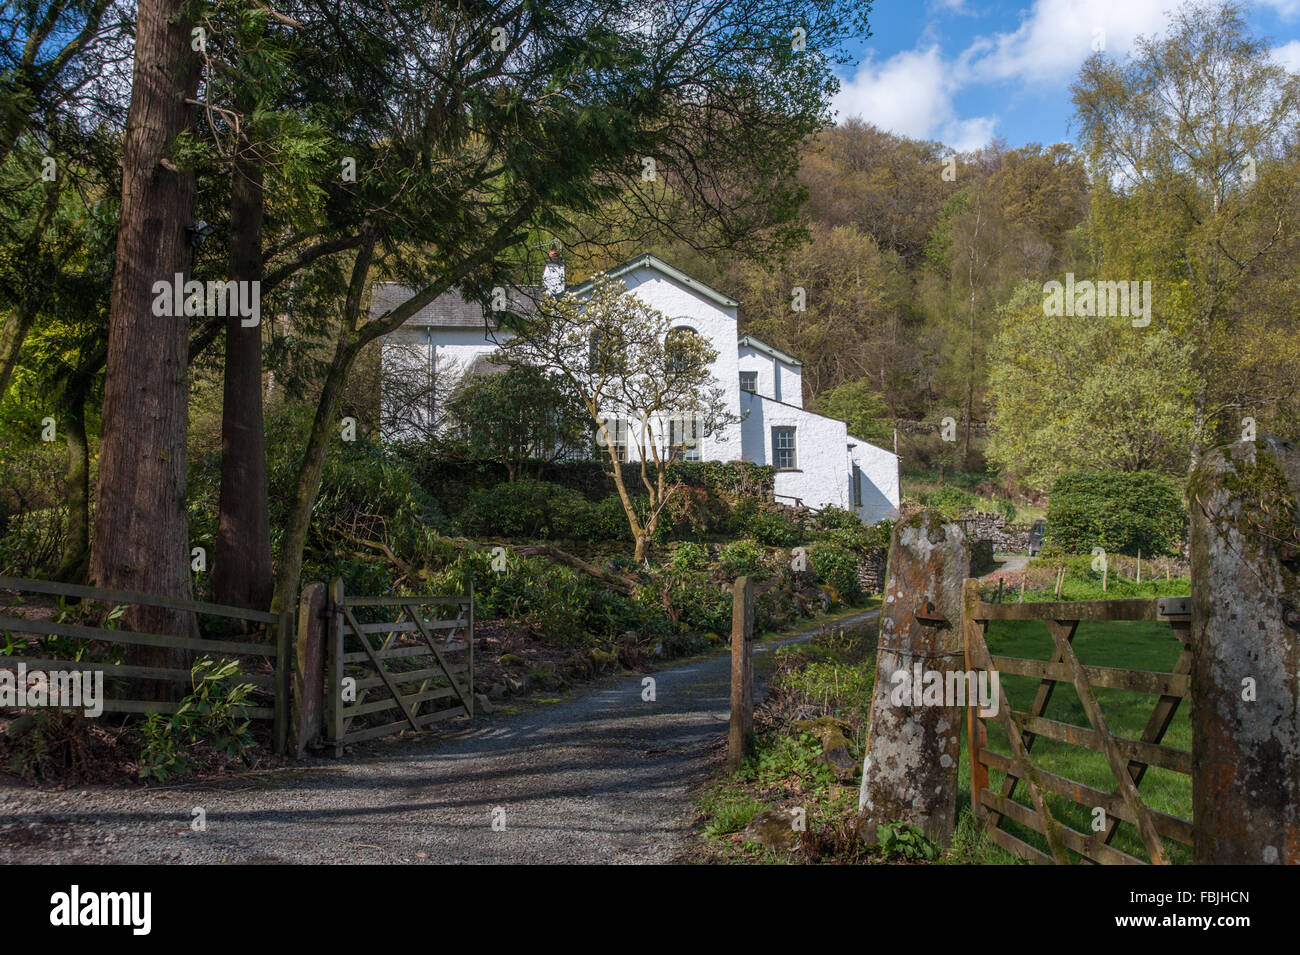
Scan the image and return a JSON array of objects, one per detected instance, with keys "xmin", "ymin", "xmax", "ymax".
[{"xmin": 1045, "ymin": 470, "xmax": 1185, "ymax": 556}]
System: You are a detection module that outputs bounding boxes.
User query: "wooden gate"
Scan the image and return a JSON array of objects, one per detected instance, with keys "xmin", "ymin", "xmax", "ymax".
[
  {"xmin": 961, "ymin": 579, "xmax": 1193, "ymax": 864},
  {"xmin": 323, "ymin": 579, "xmax": 474, "ymax": 754}
]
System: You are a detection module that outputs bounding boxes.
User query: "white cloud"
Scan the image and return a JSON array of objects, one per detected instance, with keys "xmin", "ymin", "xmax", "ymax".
[
  {"xmin": 832, "ymin": 45, "xmax": 999, "ymax": 147},
  {"xmin": 834, "ymin": 0, "xmax": 1179, "ymax": 148},
  {"xmin": 962, "ymin": 0, "xmax": 1171, "ymax": 85},
  {"xmin": 835, "ymin": 0, "xmax": 1300, "ymax": 150},
  {"xmin": 1273, "ymin": 39, "xmax": 1300, "ymax": 72},
  {"xmin": 1262, "ymin": 0, "xmax": 1300, "ymax": 20}
]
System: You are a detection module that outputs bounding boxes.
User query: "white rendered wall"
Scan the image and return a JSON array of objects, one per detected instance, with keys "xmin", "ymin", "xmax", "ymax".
[
  {"xmin": 737, "ymin": 343, "xmax": 802, "ymax": 408},
  {"xmin": 740, "ymin": 392, "xmax": 849, "ymax": 511},
  {"xmin": 848, "ymin": 433, "xmax": 901, "ymax": 524},
  {"xmin": 607, "ymin": 265, "xmax": 743, "ymax": 461}
]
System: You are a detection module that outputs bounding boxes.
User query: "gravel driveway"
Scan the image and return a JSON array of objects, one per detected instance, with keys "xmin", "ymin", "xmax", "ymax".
[{"xmin": 0, "ymin": 610, "xmax": 878, "ymax": 865}]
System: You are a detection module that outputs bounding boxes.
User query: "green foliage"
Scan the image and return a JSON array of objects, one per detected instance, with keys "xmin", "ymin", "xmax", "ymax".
[
  {"xmin": 666, "ymin": 461, "xmax": 777, "ymax": 503},
  {"xmin": 807, "ymin": 541, "xmax": 863, "ymax": 602},
  {"xmin": 812, "ymin": 377, "xmax": 894, "ymax": 446},
  {"xmin": 461, "ymin": 479, "xmax": 588, "ymax": 539},
  {"xmin": 668, "ymin": 577, "xmax": 732, "ymax": 634},
  {"xmin": 916, "ymin": 485, "xmax": 978, "ymax": 516},
  {"xmin": 820, "ymin": 520, "xmax": 893, "ymax": 552},
  {"xmin": 4, "ymin": 711, "xmax": 95, "ymax": 784},
  {"xmin": 732, "ymin": 499, "xmax": 801, "ymax": 546},
  {"xmin": 876, "ymin": 821, "xmax": 939, "ymax": 861},
  {"xmin": 665, "ymin": 540, "xmax": 708, "ymax": 574},
  {"xmin": 702, "ymin": 792, "xmax": 768, "ymax": 837},
  {"xmin": 996, "ymin": 497, "xmax": 1018, "ymax": 523},
  {"xmin": 137, "ymin": 658, "xmax": 259, "ymax": 782},
  {"xmin": 771, "ymin": 659, "xmax": 875, "ymax": 721},
  {"xmin": 1046, "ymin": 470, "xmax": 1186, "ymax": 556},
  {"xmin": 986, "ymin": 284, "xmax": 1196, "ymax": 491},
  {"xmin": 756, "ymin": 731, "xmax": 837, "ymax": 791},
  {"xmin": 584, "ymin": 494, "xmax": 637, "ymax": 542},
  {"xmin": 717, "ymin": 538, "xmax": 766, "ymax": 577},
  {"xmin": 444, "ymin": 366, "xmax": 587, "ymax": 477},
  {"xmin": 815, "ymin": 506, "xmax": 861, "ymax": 529}
]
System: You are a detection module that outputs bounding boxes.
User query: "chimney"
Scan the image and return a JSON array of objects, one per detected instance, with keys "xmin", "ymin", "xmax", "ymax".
[{"xmin": 542, "ymin": 246, "xmax": 565, "ymax": 296}]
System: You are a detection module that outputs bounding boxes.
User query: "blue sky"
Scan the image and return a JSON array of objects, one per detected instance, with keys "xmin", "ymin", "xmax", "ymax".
[{"xmin": 830, "ymin": 0, "xmax": 1300, "ymax": 150}]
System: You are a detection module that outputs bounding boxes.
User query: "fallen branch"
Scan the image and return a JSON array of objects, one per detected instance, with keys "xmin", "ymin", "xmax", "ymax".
[{"xmin": 512, "ymin": 544, "xmax": 639, "ymax": 595}]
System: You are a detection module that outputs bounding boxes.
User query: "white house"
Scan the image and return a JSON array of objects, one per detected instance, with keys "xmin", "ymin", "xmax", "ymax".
[{"xmin": 375, "ymin": 253, "xmax": 900, "ymax": 523}]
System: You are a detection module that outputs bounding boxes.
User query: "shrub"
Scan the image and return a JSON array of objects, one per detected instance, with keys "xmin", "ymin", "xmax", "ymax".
[
  {"xmin": 808, "ymin": 541, "xmax": 863, "ymax": 603},
  {"xmin": 918, "ymin": 485, "xmax": 978, "ymax": 516},
  {"xmin": 583, "ymin": 494, "xmax": 637, "ymax": 542},
  {"xmin": 816, "ymin": 506, "xmax": 862, "ymax": 530},
  {"xmin": 670, "ymin": 577, "xmax": 732, "ymax": 634},
  {"xmin": 666, "ymin": 540, "xmax": 708, "ymax": 574},
  {"xmin": 461, "ymin": 479, "xmax": 588, "ymax": 539},
  {"xmin": 820, "ymin": 520, "xmax": 893, "ymax": 552},
  {"xmin": 137, "ymin": 657, "xmax": 259, "ymax": 782},
  {"xmin": 718, "ymin": 538, "xmax": 766, "ymax": 577},
  {"xmin": 732, "ymin": 499, "xmax": 801, "ymax": 546},
  {"xmin": 1046, "ymin": 470, "xmax": 1185, "ymax": 556}
]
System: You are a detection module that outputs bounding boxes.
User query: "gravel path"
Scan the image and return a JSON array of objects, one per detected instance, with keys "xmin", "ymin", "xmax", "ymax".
[{"xmin": 0, "ymin": 610, "xmax": 878, "ymax": 865}]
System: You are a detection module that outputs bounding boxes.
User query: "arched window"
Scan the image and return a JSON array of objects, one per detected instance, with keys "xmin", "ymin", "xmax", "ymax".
[{"xmin": 665, "ymin": 325, "xmax": 700, "ymax": 374}]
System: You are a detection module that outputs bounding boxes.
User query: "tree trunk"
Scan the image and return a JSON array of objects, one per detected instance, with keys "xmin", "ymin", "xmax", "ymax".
[
  {"xmin": 213, "ymin": 146, "xmax": 273, "ymax": 613},
  {"xmin": 271, "ymin": 234, "xmax": 376, "ymax": 615},
  {"xmin": 0, "ymin": 305, "xmax": 36, "ymax": 403},
  {"xmin": 54, "ymin": 383, "xmax": 90, "ymax": 583},
  {"xmin": 0, "ymin": 184, "xmax": 60, "ymax": 403},
  {"xmin": 88, "ymin": 0, "xmax": 201, "ymax": 686}
]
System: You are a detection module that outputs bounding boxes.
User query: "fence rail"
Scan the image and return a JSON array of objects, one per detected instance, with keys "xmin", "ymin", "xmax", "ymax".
[{"xmin": 0, "ymin": 575, "xmax": 290, "ymax": 753}]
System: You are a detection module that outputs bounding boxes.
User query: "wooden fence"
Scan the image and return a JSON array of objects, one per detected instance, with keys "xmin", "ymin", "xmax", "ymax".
[
  {"xmin": 961, "ymin": 579, "xmax": 1193, "ymax": 865},
  {"xmin": 323, "ymin": 578, "xmax": 474, "ymax": 755},
  {"xmin": 0, "ymin": 575, "xmax": 291, "ymax": 754}
]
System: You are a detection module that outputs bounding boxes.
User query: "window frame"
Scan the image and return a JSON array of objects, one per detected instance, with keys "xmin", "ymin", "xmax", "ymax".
[
  {"xmin": 739, "ymin": 370, "xmax": 758, "ymax": 394},
  {"xmin": 772, "ymin": 426, "xmax": 797, "ymax": 470}
]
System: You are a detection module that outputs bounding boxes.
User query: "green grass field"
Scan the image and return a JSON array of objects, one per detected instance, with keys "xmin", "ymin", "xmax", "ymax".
[{"xmin": 957, "ymin": 617, "xmax": 1193, "ymax": 863}]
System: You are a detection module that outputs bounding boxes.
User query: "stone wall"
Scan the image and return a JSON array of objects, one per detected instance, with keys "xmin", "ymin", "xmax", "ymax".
[
  {"xmin": 856, "ymin": 548, "xmax": 887, "ymax": 595},
  {"xmin": 955, "ymin": 511, "xmax": 1031, "ymax": 554}
]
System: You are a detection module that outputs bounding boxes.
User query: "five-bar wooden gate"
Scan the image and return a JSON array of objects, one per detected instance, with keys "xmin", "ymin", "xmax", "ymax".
[
  {"xmin": 961, "ymin": 579, "xmax": 1193, "ymax": 864},
  {"xmin": 323, "ymin": 579, "xmax": 474, "ymax": 755}
]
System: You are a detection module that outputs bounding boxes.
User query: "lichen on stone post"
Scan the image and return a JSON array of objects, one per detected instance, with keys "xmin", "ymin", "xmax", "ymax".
[
  {"xmin": 858, "ymin": 509, "xmax": 970, "ymax": 847},
  {"xmin": 1188, "ymin": 436, "xmax": 1300, "ymax": 865}
]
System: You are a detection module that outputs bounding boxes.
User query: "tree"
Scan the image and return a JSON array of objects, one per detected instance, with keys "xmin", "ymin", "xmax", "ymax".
[
  {"xmin": 726, "ymin": 221, "xmax": 907, "ymax": 399},
  {"xmin": 89, "ymin": 0, "xmax": 202, "ymax": 669},
  {"xmin": 500, "ymin": 275, "xmax": 732, "ymax": 561},
  {"xmin": 0, "ymin": 0, "xmax": 128, "ymax": 404},
  {"xmin": 1072, "ymin": 0, "xmax": 1300, "ymax": 466},
  {"xmin": 811, "ymin": 377, "xmax": 893, "ymax": 446},
  {"xmin": 985, "ymin": 282, "xmax": 1195, "ymax": 491},
  {"xmin": 445, "ymin": 365, "xmax": 587, "ymax": 480}
]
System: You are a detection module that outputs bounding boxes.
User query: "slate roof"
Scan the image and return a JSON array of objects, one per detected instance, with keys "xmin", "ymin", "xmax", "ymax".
[
  {"xmin": 738, "ymin": 334, "xmax": 803, "ymax": 367},
  {"xmin": 569, "ymin": 253, "xmax": 740, "ymax": 308},
  {"xmin": 369, "ymin": 282, "xmax": 540, "ymax": 328}
]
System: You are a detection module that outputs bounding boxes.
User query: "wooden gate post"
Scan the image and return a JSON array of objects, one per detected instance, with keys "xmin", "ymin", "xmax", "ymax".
[
  {"xmin": 1189, "ymin": 437, "xmax": 1300, "ymax": 864},
  {"xmin": 859, "ymin": 511, "xmax": 970, "ymax": 846},
  {"xmin": 961, "ymin": 578, "xmax": 990, "ymax": 817},
  {"xmin": 324, "ymin": 578, "xmax": 345, "ymax": 757},
  {"xmin": 293, "ymin": 581, "xmax": 327, "ymax": 758},
  {"xmin": 728, "ymin": 575, "xmax": 755, "ymax": 770},
  {"xmin": 274, "ymin": 602, "xmax": 293, "ymax": 757}
]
